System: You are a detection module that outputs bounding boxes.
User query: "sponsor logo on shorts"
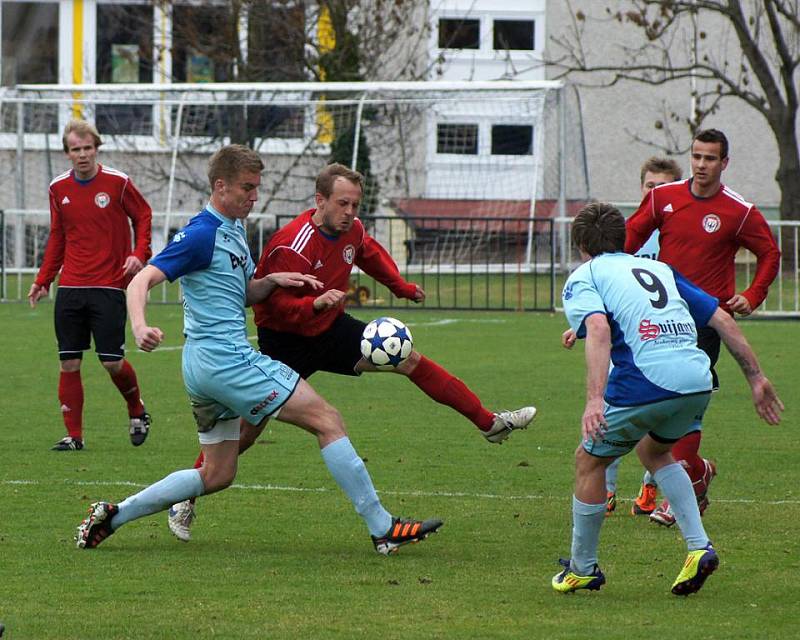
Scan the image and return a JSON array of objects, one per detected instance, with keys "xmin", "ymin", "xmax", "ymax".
[
  {"xmin": 250, "ymin": 390, "xmax": 279, "ymax": 415},
  {"xmin": 95, "ymin": 192, "xmax": 111, "ymax": 208},
  {"xmin": 278, "ymin": 364, "xmax": 294, "ymax": 381},
  {"xmin": 342, "ymin": 244, "xmax": 355, "ymax": 264},
  {"xmin": 702, "ymin": 214, "xmax": 721, "ymax": 233},
  {"xmin": 639, "ymin": 318, "xmax": 695, "ymax": 341},
  {"xmin": 601, "ymin": 437, "xmax": 639, "ymax": 448}
]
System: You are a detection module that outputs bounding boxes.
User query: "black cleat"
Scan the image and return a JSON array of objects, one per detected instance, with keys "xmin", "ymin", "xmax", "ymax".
[
  {"xmin": 52, "ymin": 436, "xmax": 84, "ymax": 451},
  {"xmin": 75, "ymin": 502, "xmax": 118, "ymax": 549},
  {"xmin": 371, "ymin": 517, "xmax": 443, "ymax": 555},
  {"xmin": 129, "ymin": 412, "xmax": 151, "ymax": 446}
]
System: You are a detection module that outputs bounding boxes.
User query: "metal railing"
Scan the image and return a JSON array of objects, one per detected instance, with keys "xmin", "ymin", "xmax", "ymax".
[{"xmin": 3, "ymin": 209, "xmax": 798, "ymax": 316}]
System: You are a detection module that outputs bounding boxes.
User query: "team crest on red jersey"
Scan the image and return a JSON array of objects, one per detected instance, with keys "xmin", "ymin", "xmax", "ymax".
[
  {"xmin": 342, "ymin": 244, "xmax": 355, "ymax": 264},
  {"xmin": 702, "ymin": 214, "xmax": 721, "ymax": 233},
  {"xmin": 94, "ymin": 192, "xmax": 111, "ymax": 208}
]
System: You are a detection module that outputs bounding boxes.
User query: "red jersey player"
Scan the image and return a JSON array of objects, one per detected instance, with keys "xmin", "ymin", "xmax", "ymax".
[
  {"xmin": 625, "ymin": 128, "xmax": 780, "ymax": 525},
  {"xmin": 166, "ymin": 162, "xmax": 536, "ymax": 542},
  {"xmin": 28, "ymin": 119, "xmax": 153, "ymax": 451}
]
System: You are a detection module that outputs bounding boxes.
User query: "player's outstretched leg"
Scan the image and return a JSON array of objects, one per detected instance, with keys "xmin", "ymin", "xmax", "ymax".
[
  {"xmin": 75, "ymin": 502, "xmax": 119, "ymax": 549},
  {"xmin": 671, "ymin": 544, "xmax": 718, "ymax": 596},
  {"xmin": 371, "ymin": 517, "xmax": 444, "ymax": 555},
  {"xmin": 484, "ymin": 406, "xmax": 537, "ymax": 444},
  {"xmin": 551, "ymin": 558, "xmax": 606, "ymax": 593}
]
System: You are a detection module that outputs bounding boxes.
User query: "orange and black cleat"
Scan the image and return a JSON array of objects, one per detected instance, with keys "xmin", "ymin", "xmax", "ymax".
[
  {"xmin": 632, "ymin": 483, "xmax": 658, "ymax": 515},
  {"xmin": 75, "ymin": 502, "xmax": 118, "ymax": 549},
  {"xmin": 372, "ymin": 517, "xmax": 443, "ymax": 555}
]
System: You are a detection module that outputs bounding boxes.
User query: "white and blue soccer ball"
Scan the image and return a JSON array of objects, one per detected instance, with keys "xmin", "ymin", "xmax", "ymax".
[{"xmin": 360, "ymin": 316, "xmax": 413, "ymax": 369}]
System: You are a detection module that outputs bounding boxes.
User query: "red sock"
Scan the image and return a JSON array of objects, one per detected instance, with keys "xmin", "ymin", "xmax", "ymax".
[
  {"xmin": 110, "ymin": 360, "xmax": 144, "ymax": 416},
  {"xmin": 58, "ymin": 370, "xmax": 84, "ymax": 439},
  {"xmin": 671, "ymin": 431, "xmax": 705, "ymax": 493},
  {"xmin": 408, "ymin": 356, "xmax": 494, "ymax": 430}
]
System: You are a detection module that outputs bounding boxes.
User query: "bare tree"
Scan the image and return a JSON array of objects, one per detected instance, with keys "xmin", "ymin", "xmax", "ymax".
[{"xmin": 548, "ymin": 0, "xmax": 800, "ymax": 230}]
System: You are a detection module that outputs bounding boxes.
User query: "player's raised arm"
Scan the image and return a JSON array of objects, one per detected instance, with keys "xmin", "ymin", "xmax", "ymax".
[
  {"xmin": 127, "ymin": 264, "xmax": 166, "ymax": 352},
  {"xmin": 707, "ymin": 309, "xmax": 784, "ymax": 424}
]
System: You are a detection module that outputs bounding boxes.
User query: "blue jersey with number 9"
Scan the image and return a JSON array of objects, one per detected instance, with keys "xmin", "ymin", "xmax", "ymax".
[{"xmin": 562, "ymin": 252, "xmax": 718, "ymax": 406}]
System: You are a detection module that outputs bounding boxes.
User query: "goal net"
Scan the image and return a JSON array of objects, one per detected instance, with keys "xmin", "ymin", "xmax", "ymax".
[{"xmin": 0, "ymin": 81, "xmax": 589, "ymax": 297}]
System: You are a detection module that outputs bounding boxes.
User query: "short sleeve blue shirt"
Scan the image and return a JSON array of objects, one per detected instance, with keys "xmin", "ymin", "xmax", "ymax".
[
  {"xmin": 150, "ymin": 203, "xmax": 254, "ymax": 343},
  {"xmin": 562, "ymin": 252, "xmax": 717, "ymax": 406}
]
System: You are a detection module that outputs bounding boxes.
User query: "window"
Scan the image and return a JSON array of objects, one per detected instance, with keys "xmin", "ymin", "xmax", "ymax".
[
  {"xmin": 171, "ymin": 5, "xmax": 233, "ymax": 136},
  {"xmin": 244, "ymin": 2, "xmax": 306, "ymax": 140},
  {"xmin": 1, "ymin": 2, "xmax": 59, "ymax": 133},
  {"xmin": 493, "ymin": 20, "xmax": 534, "ymax": 51},
  {"xmin": 491, "ymin": 125, "xmax": 533, "ymax": 155},
  {"xmin": 437, "ymin": 123, "xmax": 478, "ymax": 155},
  {"xmin": 96, "ymin": 4, "xmax": 154, "ymax": 135},
  {"xmin": 438, "ymin": 18, "xmax": 480, "ymax": 49}
]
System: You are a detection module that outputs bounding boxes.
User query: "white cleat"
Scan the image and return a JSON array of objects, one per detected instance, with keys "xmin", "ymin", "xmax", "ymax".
[
  {"xmin": 168, "ymin": 500, "xmax": 196, "ymax": 542},
  {"xmin": 484, "ymin": 406, "xmax": 537, "ymax": 444}
]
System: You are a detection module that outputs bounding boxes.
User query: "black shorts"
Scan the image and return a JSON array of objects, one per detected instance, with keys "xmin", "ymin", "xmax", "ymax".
[
  {"xmin": 257, "ymin": 313, "xmax": 365, "ymax": 380},
  {"xmin": 54, "ymin": 287, "xmax": 127, "ymax": 362},
  {"xmin": 697, "ymin": 325, "xmax": 721, "ymax": 390}
]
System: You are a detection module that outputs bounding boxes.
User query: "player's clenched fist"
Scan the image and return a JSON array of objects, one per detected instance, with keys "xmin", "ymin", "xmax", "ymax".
[{"xmin": 134, "ymin": 326, "xmax": 164, "ymax": 352}]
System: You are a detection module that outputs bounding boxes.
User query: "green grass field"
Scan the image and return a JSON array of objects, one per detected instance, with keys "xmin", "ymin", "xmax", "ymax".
[{"xmin": 0, "ymin": 302, "xmax": 797, "ymax": 639}]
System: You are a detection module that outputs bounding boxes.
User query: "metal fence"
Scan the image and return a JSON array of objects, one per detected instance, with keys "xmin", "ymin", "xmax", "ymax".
[{"xmin": 2, "ymin": 209, "xmax": 798, "ymax": 316}]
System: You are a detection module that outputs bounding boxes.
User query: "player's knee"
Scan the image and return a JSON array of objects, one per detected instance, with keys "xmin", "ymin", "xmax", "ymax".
[
  {"xmin": 100, "ymin": 359, "xmax": 123, "ymax": 374},
  {"xmin": 311, "ymin": 401, "xmax": 346, "ymax": 438},
  {"xmin": 201, "ymin": 464, "xmax": 237, "ymax": 493},
  {"xmin": 60, "ymin": 359, "xmax": 82, "ymax": 373}
]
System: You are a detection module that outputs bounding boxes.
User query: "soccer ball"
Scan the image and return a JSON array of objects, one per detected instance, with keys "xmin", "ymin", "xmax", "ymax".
[{"xmin": 360, "ymin": 317, "xmax": 414, "ymax": 369}]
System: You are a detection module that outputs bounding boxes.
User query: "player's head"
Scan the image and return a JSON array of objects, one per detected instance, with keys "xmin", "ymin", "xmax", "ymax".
[
  {"xmin": 208, "ymin": 145, "xmax": 264, "ymax": 220},
  {"xmin": 640, "ymin": 156, "xmax": 682, "ymax": 198},
  {"xmin": 313, "ymin": 163, "xmax": 364, "ymax": 236},
  {"xmin": 62, "ymin": 119, "xmax": 102, "ymax": 153},
  {"xmin": 572, "ymin": 202, "xmax": 626, "ymax": 257},
  {"xmin": 63, "ymin": 120, "xmax": 102, "ymax": 180},
  {"xmin": 691, "ymin": 129, "xmax": 729, "ymax": 193}
]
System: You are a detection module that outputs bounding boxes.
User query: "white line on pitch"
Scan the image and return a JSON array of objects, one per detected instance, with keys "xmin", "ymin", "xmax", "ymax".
[{"xmin": 3, "ymin": 479, "xmax": 798, "ymax": 505}]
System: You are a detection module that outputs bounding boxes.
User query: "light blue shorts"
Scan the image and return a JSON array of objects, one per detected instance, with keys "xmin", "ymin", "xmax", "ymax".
[
  {"xmin": 182, "ymin": 339, "xmax": 300, "ymax": 434},
  {"xmin": 583, "ymin": 393, "xmax": 711, "ymax": 458}
]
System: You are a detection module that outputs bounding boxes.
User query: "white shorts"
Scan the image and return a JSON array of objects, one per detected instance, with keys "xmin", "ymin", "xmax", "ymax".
[{"xmin": 198, "ymin": 417, "xmax": 241, "ymax": 445}]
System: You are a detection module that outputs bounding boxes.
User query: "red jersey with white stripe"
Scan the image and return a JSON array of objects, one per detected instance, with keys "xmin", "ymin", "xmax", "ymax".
[
  {"xmin": 35, "ymin": 164, "xmax": 152, "ymax": 290},
  {"xmin": 625, "ymin": 178, "xmax": 780, "ymax": 312},
  {"xmin": 253, "ymin": 208, "xmax": 417, "ymax": 336}
]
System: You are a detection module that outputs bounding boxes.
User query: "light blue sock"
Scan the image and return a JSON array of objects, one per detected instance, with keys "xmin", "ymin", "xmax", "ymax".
[
  {"xmin": 320, "ymin": 437, "xmax": 392, "ymax": 537},
  {"xmin": 111, "ymin": 469, "xmax": 205, "ymax": 530},
  {"xmin": 605, "ymin": 457, "xmax": 622, "ymax": 493},
  {"xmin": 570, "ymin": 496, "xmax": 606, "ymax": 575},
  {"xmin": 654, "ymin": 463, "xmax": 710, "ymax": 550},
  {"xmin": 642, "ymin": 469, "xmax": 656, "ymax": 487}
]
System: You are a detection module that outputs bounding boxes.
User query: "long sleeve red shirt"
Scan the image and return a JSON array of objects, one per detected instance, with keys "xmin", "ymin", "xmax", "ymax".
[
  {"xmin": 35, "ymin": 164, "xmax": 152, "ymax": 290},
  {"xmin": 625, "ymin": 179, "xmax": 780, "ymax": 312},
  {"xmin": 253, "ymin": 209, "xmax": 417, "ymax": 336}
]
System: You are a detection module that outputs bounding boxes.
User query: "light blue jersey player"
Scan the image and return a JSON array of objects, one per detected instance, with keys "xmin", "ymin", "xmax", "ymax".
[
  {"xmin": 151, "ymin": 203, "xmax": 301, "ymax": 428},
  {"xmin": 606, "ymin": 157, "xmax": 684, "ymax": 515},
  {"xmin": 75, "ymin": 145, "xmax": 443, "ymax": 555},
  {"xmin": 552, "ymin": 203, "xmax": 782, "ymax": 597}
]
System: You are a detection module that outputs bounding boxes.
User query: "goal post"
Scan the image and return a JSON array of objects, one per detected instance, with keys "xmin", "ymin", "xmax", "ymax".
[{"xmin": 0, "ymin": 80, "xmax": 590, "ymax": 300}]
